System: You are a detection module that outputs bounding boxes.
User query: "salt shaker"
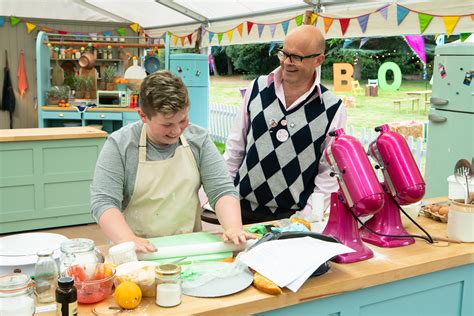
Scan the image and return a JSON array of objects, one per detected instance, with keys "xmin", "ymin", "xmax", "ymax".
[{"xmin": 155, "ymin": 264, "xmax": 182, "ymax": 307}]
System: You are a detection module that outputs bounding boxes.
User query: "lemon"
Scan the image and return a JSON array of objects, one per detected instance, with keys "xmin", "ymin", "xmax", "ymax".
[{"xmin": 114, "ymin": 281, "xmax": 142, "ymax": 309}]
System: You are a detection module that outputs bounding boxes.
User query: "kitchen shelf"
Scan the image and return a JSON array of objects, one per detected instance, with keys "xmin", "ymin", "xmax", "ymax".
[{"xmin": 51, "ymin": 58, "xmax": 123, "ymax": 62}]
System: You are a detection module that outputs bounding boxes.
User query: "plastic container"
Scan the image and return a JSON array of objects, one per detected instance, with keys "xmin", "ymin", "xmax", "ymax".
[
  {"xmin": 155, "ymin": 264, "xmax": 182, "ymax": 307},
  {"xmin": 448, "ymin": 199, "xmax": 474, "ymax": 242},
  {"xmin": 0, "ymin": 273, "xmax": 35, "ymax": 316},
  {"xmin": 447, "ymin": 175, "xmax": 474, "ymax": 200},
  {"xmin": 108, "ymin": 241, "xmax": 138, "ymax": 265},
  {"xmin": 65, "ymin": 263, "xmax": 115, "ymax": 304},
  {"xmin": 115, "ymin": 261, "xmax": 159, "ymax": 297}
]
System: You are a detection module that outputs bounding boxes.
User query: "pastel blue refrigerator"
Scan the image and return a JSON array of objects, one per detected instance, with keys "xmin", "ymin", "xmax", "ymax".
[{"xmin": 424, "ymin": 42, "xmax": 474, "ymax": 198}]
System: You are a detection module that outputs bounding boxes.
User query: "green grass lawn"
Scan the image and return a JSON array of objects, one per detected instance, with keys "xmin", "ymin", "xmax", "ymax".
[{"xmin": 210, "ymin": 76, "xmax": 430, "ymax": 134}]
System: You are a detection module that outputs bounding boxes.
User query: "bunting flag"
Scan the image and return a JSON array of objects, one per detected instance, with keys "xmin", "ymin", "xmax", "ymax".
[
  {"xmin": 396, "ymin": 5, "xmax": 410, "ymax": 25},
  {"xmin": 247, "ymin": 21, "xmax": 254, "ymax": 35},
  {"xmin": 103, "ymin": 31, "xmax": 112, "ymax": 37},
  {"xmin": 379, "ymin": 5, "xmax": 389, "ymax": 20},
  {"xmin": 129, "ymin": 23, "xmax": 139, "ymax": 33},
  {"xmin": 217, "ymin": 33, "xmax": 223, "ymax": 44},
  {"xmin": 435, "ymin": 34, "xmax": 445, "ymax": 45},
  {"xmin": 268, "ymin": 42, "xmax": 277, "ymax": 55},
  {"xmin": 418, "ymin": 13, "xmax": 433, "ymax": 33},
  {"xmin": 0, "ymin": 17, "xmax": 4, "ymax": 27},
  {"xmin": 10, "ymin": 16, "xmax": 21, "ymax": 27},
  {"xmin": 460, "ymin": 33, "xmax": 472, "ymax": 42},
  {"xmin": 180, "ymin": 36, "xmax": 185, "ymax": 46},
  {"xmin": 442, "ymin": 16, "xmax": 460, "ymax": 37},
  {"xmin": 471, "ymin": 14, "xmax": 474, "ymax": 22},
  {"xmin": 295, "ymin": 15, "xmax": 303, "ymax": 26},
  {"xmin": 310, "ymin": 13, "xmax": 318, "ymax": 26},
  {"xmin": 116, "ymin": 27, "xmax": 125, "ymax": 37},
  {"xmin": 26, "ymin": 22, "xmax": 37, "ymax": 33},
  {"xmin": 58, "ymin": 30, "xmax": 68, "ymax": 35},
  {"xmin": 201, "ymin": 27, "xmax": 206, "ymax": 38},
  {"xmin": 342, "ymin": 39, "xmax": 353, "ymax": 48},
  {"xmin": 257, "ymin": 24, "xmax": 265, "ymax": 38},
  {"xmin": 187, "ymin": 34, "xmax": 193, "ymax": 45},
  {"xmin": 269, "ymin": 24, "xmax": 277, "ymax": 38},
  {"xmin": 404, "ymin": 35, "xmax": 426, "ymax": 63},
  {"xmin": 323, "ymin": 17, "xmax": 334, "ymax": 33},
  {"xmin": 339, "ymin": 18, "xmax": 350, "ymax": 36},
  {"xmin": 357, "ymin": 15, "xmax": 369, "ymax": 33},
  {"xmin": 172, "ymin": 35, "xmax": 178, "ymax": 46},
  {"xmin": 208, "ymin": 32, "xmax": 214, "ymax": 43},
  {"xmin": 236, "ymin": 23, "xmax": 243, "ymax": 37},
  {"xmin": 227, "ymin": 30, "xmax": 233, "ymax": 42},
  {"xmin": 281, "ymin": 21, "xmax": 289, "ymax": 35},
  {"xmin": 359, "ymin": 37, "xmax": 369, "ymax": 48}
]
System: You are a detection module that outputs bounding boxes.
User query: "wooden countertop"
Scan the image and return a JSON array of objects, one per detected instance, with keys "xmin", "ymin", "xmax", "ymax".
[
  {"xmin": 42, "ymin": 106, "xmax": 139, "ymax": 112},
  {"xmin": 0, "ymin": 127, "xmax": 108, "ymax": 142},
  {"xmin": 38, "ymin": 198, "xmax": 474, "ymax": 316}
]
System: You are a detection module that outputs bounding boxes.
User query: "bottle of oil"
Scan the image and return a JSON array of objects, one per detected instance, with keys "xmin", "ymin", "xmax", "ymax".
[{"xmin": 55, "ymin": 276, "xmax": 77, "ymax": 316}]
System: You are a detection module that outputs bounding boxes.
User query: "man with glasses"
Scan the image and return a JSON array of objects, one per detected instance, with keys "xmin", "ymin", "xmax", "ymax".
[{"xmin": 224, "ymin": 25, "xmax": 347, "ymax": 224}]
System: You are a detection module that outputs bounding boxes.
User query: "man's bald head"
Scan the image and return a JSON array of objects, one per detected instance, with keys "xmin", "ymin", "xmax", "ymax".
[{"xmin": 284, "ymin": 25, "xmax": 325, "ymax": 55}]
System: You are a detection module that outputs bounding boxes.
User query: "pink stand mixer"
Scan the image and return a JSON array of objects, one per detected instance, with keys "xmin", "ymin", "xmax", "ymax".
[
  {"xmin": 322, "ymin": 128, "xmax": 385, "ymax": 263},
  {"xmin": 359, "ymin": 124, "xmax": 426, "ymax": 247}
]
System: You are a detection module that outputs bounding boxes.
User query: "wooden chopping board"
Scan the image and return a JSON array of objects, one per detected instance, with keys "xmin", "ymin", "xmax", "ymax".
[{"xmin": 145, "ymin": 232, "xmax": 232, "ymax": 264}]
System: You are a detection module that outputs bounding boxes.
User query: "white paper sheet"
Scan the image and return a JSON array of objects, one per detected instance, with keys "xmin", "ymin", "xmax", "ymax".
[{"xmin": 237, "ymin": 237, "xmax": 354, "ymax": 291}]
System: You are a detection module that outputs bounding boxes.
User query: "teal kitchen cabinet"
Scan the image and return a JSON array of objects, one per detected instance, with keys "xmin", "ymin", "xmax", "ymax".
[
  {"xmin": 169, "ymin": 54, "xmax": 209, "ymax": 128},
  {"xmin": 123, "ymin": 111, "xmax": 141, "ymax": 126},
  {"xmin": 0, "ymin": 127, "xmax": 107, "ymax": 233},
  {"xmin": 41, "ymin": 110, "xmax": 82, "ymax": 127}
]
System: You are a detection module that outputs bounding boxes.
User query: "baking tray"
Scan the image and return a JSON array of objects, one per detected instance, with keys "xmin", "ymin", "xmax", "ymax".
[{"xmin": 421, "ymin": 201, "xmax": 450, "ymax": 223}]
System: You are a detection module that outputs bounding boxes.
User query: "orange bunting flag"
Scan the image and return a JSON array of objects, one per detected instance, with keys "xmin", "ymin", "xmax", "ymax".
[
  {"xmin": 26, "ymin": 22, "xmax": 37, "ymax": 33},
  {"xmin": 442, "ymin": 16, "xmax": 460, "ymax": 37},
  {"xmin": 339, "ymin": 18, "xmax": 350, "ymax": 36},
  {"xmin": 227, "ymin": 30, "xmax": 234, "ymax": 43},
  {"xmin": 180, "ymin": 36, "xmax": 185, "ymax": 46},
  {"xmin": 310, "ymin": 13, "xmax": 318, "ymax": 26},
  {"xmin": 237, "ymin": 23, "xmax": 244, "ymax": 37},
  {"xmin": 323, "ymin": 17, "xmax": 334, "ymax": 33},
  {"xmin": 247, "ymin": 21, "xmax": 254, "ymax": 35},
  {"xmin": 187, "ymin": 34, "xmax": 193, "ymax": 45},
  {"xmin": 172, "ymin": 35, "xmax": 178, "ymax": 46},
  {"xmin": 471, "ymin": 14, "xmax": 474, "ymax": 22},
  {"xmin": 129, "ymin": 23, "xmax": 139, "ymax": 33}
]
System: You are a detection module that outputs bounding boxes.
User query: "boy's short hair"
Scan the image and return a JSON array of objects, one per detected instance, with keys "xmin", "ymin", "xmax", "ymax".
[{"xmin": 139, "ymin": 70, "xmax": 189, "ymax": 118}]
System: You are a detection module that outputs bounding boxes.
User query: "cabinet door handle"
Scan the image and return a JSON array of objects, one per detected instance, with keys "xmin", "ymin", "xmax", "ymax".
[
  {"xmin": 428, "ymin": 114, "xmax": 447, "ymax": 123},
  {"xmin": 58, "ymin": 113, "xmax": 64, "ymax": 117},
  {"xmin": 196, "ymin": 70, "xmax": 201, "ymax": 76},
  {"xmin": 430, "ymin": 97, "xmax": 448, "ymax": 106},
  {"xmin": 100, "ymin": 114, "xmax": 105, "ymax": 118}
]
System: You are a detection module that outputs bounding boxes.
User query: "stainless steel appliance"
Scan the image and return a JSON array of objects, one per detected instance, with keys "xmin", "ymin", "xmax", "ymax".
[{"xmin": 425, "ymin": 42, "xmax": 474, "ymax": 197}]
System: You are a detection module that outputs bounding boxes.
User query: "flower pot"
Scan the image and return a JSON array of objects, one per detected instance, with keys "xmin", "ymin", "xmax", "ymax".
[
  {"xmin": 75, "ymin": 91, "xmax": 84, "ymax": 99},
  {"xmin": 106, "ymin": 83, "xmax": 116, "ymax": 91},
  {"xmin": 47, "ymin": 97, "xmax": 60, "ymax": 105}
]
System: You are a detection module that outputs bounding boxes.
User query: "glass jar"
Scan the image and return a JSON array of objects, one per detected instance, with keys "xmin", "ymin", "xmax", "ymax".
[
  {"xmin": 34, "ymin": 248, "xmax": 58, "ymax": 303},
  {"xmin": 0, "ymin": 273, "xmax": 35, "ymax": 316},
  {"xmin": 59, "ymin": 238, "xmax": 104, "ymax": 274},
  {"xmin": 155, "ymin": 264, "xmax": 182, "ymax": 307}
]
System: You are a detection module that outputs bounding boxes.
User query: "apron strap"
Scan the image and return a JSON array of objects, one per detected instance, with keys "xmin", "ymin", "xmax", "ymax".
[
  {"xmin": 139, "ymin": 123, "xmax": 147, "ymax": 162},
  {"xmin": 179, "ymin": 135, "xmax": 189, "ymax": 147}
]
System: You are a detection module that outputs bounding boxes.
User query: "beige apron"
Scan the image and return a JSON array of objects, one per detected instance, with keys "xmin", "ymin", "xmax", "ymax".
[{"xmin": 123, "ymin": 124, "xmax": 202, "ymax": 238}]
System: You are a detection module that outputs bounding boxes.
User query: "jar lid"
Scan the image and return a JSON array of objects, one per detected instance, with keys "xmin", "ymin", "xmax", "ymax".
[
  {"xmin": 108, "ymin": 241, "xmax": 135, "ymax": 256},
  {"xmin": 60, "ymin": 238, "xmax": 95, "ymax": 254},
  {"xmin": 0, "ymin": 274, "xmax": 33, "ymax": 293},
  {"xmin": 58, "ymin": 276, "xmax": 74, "ymax": 288},
  {"xmin": 155, "ymin": 263, "xmax": 181, "ymax": 277}
]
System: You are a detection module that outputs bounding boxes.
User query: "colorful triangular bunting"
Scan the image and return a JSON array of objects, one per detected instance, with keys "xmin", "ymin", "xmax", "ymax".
[
  {"xmin": 357, "ymin": 15, "xmax": 369, "ymax": 33},
  {"xmin": 26, "ymin": 22, "xmax": 36, "ymax": 33},
  {"xmin": 281, "ymin": 21, "xmax": 289, "ymax": 35},
  {"xmin": 10, "ymin": 16, "xmax": 21, "ymax": 27},
  {"xmin": 359, "ymin": 37, "xmax": 369, "ymax": 48},
  {"xmin": 0, "ymin": 17, "xmax": 5, "ymax": 27},
  {"xmin": 442, "ymin": 16, "xmax": 460, "ymax": 37},
  {"xmin": 129, "ymin": 23, "xmax": 139, "ymax": 33},
  {"xmin": 58, "ymin": 30, "xmax": 68, "ymax": 35},
  {"xmin": 257, "ymin": 24, "xmax": 265, "ymax": 38},
  {"xmin": 295, "ymin": 15, "xmax": 303, "ymax": 27},
  {"xmin": 460, "ymin": 33, "xmax": 471, "ymax": 42},
  {"xmin": 208, "ymin": 32, "xmax": 214, "ymax": 43},
  {"xmin": 247, "ymin": 21, "xmax": 254, "ymax": 35},
  {"xmin": 269, "ymin": 24, "xmax": 277, "ymax": 38},
  {"xmin": 217, "ymin": 33, "xmax": 223, "ymax": 44},
  {"xmin": 323, "ymin": 17, "xmax": 334, "ymax": 33},
  {"xmin": 310, "ymin": 13, "xmax": 318, "ymax": 26},
  {"xmin": 227, "ymin": 30, "xmax": 233, "ymax": 43},
  {"xmin": 237, "ymin": 23, "xmax": 243, "ymax": 37},
  {"xmin": 396, "ymin": 5, "xmax": 410, "ymax": 25},
  {"xmin": 116, "ymin": 27, "xmax": 125, "ymax": 37},
  {"xmin": 339, "ymin": 18, "xmax": 350, "ymax": 36},
  {"xmin": 379, "ymin": 5, "xmax": 389, "ymax": 20},
  {"xmin": 418, "ymin": 13, "xmax": 433, "ymax": 34},
  {"xmin": 172, "ymin": 35, "xmax": 178, "ymax": 46},
  {"xmin": 187, "ymin": 34, "xmax": 193, "ymax": 45}
]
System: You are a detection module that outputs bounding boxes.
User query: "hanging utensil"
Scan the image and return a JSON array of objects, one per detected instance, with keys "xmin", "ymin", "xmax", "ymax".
[{"xmin": 454, "ymin": 159, "xmax": 472, "ymax": 204}]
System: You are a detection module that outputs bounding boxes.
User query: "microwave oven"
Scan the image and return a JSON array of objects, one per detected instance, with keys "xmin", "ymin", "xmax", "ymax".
[{"xmin": 97, "ymin": 90, "xmax": 129, "ymax": 107}]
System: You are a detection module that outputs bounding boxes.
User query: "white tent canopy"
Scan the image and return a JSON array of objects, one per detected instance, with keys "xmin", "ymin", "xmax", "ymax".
[{"xmin": 1, "ymin": 0, "xmax": 473, "ymax": 47}]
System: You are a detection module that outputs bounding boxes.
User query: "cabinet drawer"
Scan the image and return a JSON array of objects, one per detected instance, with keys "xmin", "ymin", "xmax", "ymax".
[
  {"xmin": 84, "ymin": 112, "xmax": 123, "ymax": 121},
  {"xmin": 42, "ymin": 111, "xmax": 81, "ymax": 120},
  {"xmin": 123, "ymin": 112, "xmax": 140, "ymax": 121}
]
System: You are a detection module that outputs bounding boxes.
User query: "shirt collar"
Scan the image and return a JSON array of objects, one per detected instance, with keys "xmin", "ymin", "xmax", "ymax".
[{"xmin": 267, "ymin": 66, "xmax": 322, "ymax": 97}]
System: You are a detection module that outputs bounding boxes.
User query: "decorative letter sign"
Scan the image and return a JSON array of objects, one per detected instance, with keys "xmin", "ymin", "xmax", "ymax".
[
  {"xmin": 333, "ymin": 63, "xmax": 354, "ymax": 92},
  {"xmin": 377, "ymin": 62, "xmax": 402, "ymax": 91}
]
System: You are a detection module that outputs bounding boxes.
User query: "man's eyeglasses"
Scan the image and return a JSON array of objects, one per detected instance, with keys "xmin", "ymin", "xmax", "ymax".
[{"xmin": 276, "ymin": 48, "xmax": 322, "ymax": 64}]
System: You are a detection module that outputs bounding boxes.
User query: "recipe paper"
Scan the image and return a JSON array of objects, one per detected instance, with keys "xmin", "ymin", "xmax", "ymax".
[{"xmin": 237, "ymin": 237, "xmax": 354, "ymax": 292}]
